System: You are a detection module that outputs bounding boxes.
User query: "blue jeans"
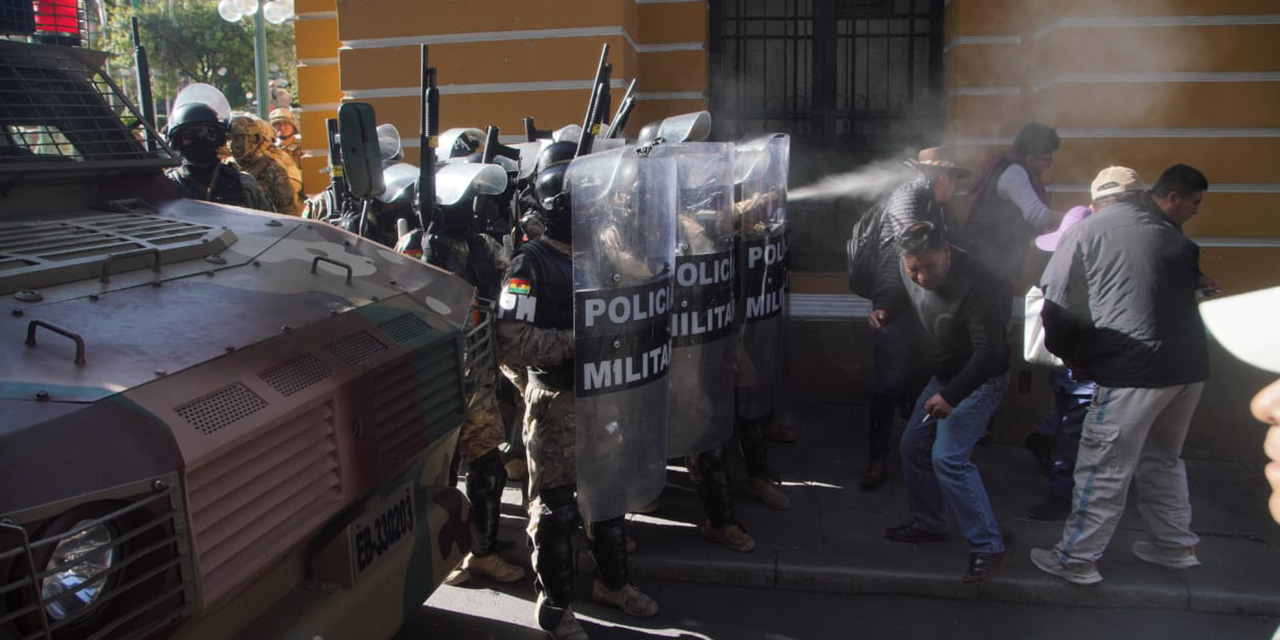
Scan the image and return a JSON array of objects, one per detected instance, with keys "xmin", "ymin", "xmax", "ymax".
[
  {"xmin": 900, "ymin": 374, "xmax": 1009, "ymax": 553},
  {"xmin": 1034, "ymin": 368, "xmax": 1095, "ymax": 500}
]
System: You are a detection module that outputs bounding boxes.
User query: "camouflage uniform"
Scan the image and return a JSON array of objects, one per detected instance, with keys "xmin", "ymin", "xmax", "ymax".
[
  {"xmin": 230, "ymin": 114, "xmax": 303, "ymax": 216},
  {"xmin": 269, "ymin": 107, "xmax": 305, "ymax": 170}
]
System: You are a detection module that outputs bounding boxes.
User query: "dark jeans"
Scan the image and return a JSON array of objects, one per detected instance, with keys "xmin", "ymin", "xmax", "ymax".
[
  {"xmin": 901, "ymin": 374, "xmax": 1009, "ymax": 553},
  {"xmin": 868, "ymin": 318, "xmax": 917, "ymax": 461},
  {"xmin": 1035, "ymin": 368, "xmax": 1094, "ymax": 500}
]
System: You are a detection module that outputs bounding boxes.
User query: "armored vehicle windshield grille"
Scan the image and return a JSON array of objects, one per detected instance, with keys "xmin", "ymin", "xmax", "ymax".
[
  {"xmin": 175, "ymin": 382, "xmax": 268, "ymax": 436},
  {"xmin": 0, "ymin": 40, "xmax": 176, "ymax": 171},
  {"xmin": 0, "ymin": 213, "xmax": 235, "ymax": 295}
]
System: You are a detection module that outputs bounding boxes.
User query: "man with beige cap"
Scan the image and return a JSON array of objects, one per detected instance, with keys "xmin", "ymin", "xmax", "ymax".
[{"xmin": 1030, "ymin": 166, "xmax": 1210, "ymax": 584}]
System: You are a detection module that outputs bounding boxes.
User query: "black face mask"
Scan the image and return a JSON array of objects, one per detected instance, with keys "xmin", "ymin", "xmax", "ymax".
[{"xmin": 181, "ymin": 139, "xmax": 221, "ymax": 166}]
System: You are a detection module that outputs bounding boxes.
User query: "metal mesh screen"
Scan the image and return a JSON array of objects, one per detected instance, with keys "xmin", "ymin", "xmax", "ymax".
[{"xmin": 0, "ymin": 39, "xmax": 175, "ymax": 171}]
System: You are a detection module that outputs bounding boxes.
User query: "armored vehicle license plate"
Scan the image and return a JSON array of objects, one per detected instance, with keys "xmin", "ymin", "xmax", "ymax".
[{"xmin": 351, "ymin": 482, "xmax": 416, "ymax": 580}]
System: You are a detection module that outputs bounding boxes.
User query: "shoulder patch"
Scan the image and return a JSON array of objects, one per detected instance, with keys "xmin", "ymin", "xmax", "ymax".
[{"xmin": 507, "ymin": 278, "xmax": 532, "ymax": 295}]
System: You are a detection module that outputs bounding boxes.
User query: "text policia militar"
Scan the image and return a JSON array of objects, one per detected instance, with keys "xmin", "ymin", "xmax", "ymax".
[
  {"xmin": 672, "ymin": 250, "xmax": 734, "ymax": 346},
  {"xmin": 743, "ymin": 233, "xmax": 788, "ymax": 322},
  {"xmin": 575, "ymin": 279, "xmax": 673, "ymax": 396}
]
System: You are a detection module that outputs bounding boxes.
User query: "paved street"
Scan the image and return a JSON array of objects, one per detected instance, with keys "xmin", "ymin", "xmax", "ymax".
[
  {"xmin": 402, "ymin": 578, "xmax": 1279, "ymax": 640},
  {"xmin": 414, "ymin": 400, "xmax": 1280, "ymax": 638}
]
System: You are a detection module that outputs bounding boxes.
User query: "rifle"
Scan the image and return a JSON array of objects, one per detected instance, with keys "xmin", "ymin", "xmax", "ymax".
[
  {"xmin": 481, "ymin": 125, "xmax": 520, "ymax": 165},
  {"xmin": 523, "ymin": 117, "xmax": 552, "ymax": 142},
  {"xmin": 325, "ymin": 118, "xmax": 351, "ymax": 215},
  {"xmin": 576, "ymin": 43, "xmax": 611, "ymax": 157},
  {"xmin": 417, "ymin": 44, "xmax": 439, "ymax": 234},
  {"xmin": 131, "ymin": 17, "xmax": 156, "ymax": 152},
  {"xmin": 604, "ymin": 79, "xmax": 637, "ymax": 140}
]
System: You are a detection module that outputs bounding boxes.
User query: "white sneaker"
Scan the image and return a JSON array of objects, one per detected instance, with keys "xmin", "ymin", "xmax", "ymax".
[
  {"xmin": 1132, "ymin": 541, "xmax": 1202, "ymax": 569},
  {"xmin": 1030, "ymin": 547, "xmax": 1103, "ymax": 585}
]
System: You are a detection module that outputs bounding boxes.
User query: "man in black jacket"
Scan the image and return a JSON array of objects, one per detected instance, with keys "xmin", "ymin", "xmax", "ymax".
[
  {"xmin": 1030, "ymin": 166, "xmax": 1209, "ymax": 585},
  {"xmin": 862, "ymin": 148, "xmax": 970, "ymax": 490},
  {"xmin": 879, "ymin": 222, "xmax": 1012, "ymax": 583}
]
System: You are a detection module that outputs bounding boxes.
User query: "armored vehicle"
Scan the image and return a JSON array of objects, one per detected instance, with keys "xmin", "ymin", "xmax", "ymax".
[{"xmin": 0, "ymin": 36, "xmax": 474, "ymax": 640}]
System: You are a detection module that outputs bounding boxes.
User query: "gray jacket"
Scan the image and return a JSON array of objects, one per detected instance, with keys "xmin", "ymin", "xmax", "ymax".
[{"xmin": 1039, "ymin": 200, "xmax": 1208, "ymax": 388}]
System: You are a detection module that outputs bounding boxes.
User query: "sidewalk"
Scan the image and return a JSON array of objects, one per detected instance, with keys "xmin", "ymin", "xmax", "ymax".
[{"xmin": 498, "ymin": 403, "xmax": 1280, "ymax": 616}]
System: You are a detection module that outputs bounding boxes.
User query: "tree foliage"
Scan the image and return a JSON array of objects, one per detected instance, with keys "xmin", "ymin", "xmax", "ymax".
[{"xmin": 101, "ymin": 0, "xmax": 296, "ymax": 117}]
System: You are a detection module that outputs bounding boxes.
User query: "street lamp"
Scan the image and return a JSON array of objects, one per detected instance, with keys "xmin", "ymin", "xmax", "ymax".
[{"xmin": 216, "ymin": 0, "xmax": 293, "ymax": 119}]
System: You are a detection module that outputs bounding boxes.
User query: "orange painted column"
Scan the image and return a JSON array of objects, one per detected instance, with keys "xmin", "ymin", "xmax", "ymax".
[{"xmin": 293, "ymin": 0, "xmax": 342, "ymax": 194}]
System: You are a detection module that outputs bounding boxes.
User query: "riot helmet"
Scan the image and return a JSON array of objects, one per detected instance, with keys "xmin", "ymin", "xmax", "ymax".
[
  {"xmin": 535, "ymin": 141, "xmax": 576, "ymax": 176},
  {"xmin": 167, "ymin": 102, "xmax": 227, "ymax": 166},
  {"xmin": 534, "ymin": 160, "xmax": 572, "ymax": 243}
]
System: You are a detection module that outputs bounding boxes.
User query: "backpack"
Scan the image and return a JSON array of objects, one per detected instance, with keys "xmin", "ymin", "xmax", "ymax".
[{"xmin": 846, "ymin": 201, "xmax": 887, "ymax": 298}]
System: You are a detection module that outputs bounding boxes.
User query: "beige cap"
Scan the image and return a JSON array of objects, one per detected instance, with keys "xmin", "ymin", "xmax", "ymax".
[{"xmin": 1090, "ymin": 165, "xmax": 1143, "ymax": 201}]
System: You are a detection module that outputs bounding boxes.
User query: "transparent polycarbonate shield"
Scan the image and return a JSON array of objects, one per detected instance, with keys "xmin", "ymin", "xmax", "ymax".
[
  {"xmin": 657, "ymin": 111, "xmax": 712, "ymax": 144},
  {"xmin": 652, "ymin": 142, "xmax": 736, "ymax": 456},
  {"xmin": 376, "ymin": 123, "xmax": 402, "ymax": 161},
  {"xmin": 375, "ymin": 162, "xmax": 418, "ymax": 204},
  {"xmin": 734, "ymin": 134, "xmax": 790, "ymax": 420},
  {"xmin": 568, "ymin": 146, "xmax": 677, "ymax": 522},
  {"xmin": 435, "ymin": 162, "xmax": 508, "ymax": 207}
]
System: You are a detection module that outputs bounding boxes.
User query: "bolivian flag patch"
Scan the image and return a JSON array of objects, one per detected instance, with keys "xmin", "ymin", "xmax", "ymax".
[{"xmin": 507, "ymin": 279, "xmax": 532, "ymax": 295}]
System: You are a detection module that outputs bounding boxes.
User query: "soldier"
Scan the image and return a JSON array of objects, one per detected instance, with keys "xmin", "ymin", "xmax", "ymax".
[
  {"xmin": 429, "ymin": 183, "xmax": 527, "ymax": 587},
  {"xmin": 269, "ymin": 107, "xmax": 304, "ymax": 170},
  {"xmin": 229, "ymin": 114, "xmax": 303, "ymax": 216},
  {"xmin": 497, "ymin": 143, "xmax": 658, "ymax": 640},
  {"xmin": 165, "ymin": 102, "xmax": 273, "ymax": 212}
]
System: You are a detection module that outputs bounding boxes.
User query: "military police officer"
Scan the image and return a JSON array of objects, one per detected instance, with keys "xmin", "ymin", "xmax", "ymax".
[
  {"xmin": 165, "ymin": 102, "xmax": 273, "ymax": 211},
  {"xmin": 497, "ymin": 143, "xmax": 658, "ymax": 640}
]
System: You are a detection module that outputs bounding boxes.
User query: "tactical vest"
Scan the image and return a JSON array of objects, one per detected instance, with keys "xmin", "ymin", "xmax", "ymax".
[
  {"xmin": 519, "ymin": 239, "xmax": 574, "ymax": 389},
  {"xmin": 427, "ymin": 233, "xmax": 502, "ymax": 301},
  {"xmin": 167, "ymin": 164, "xmax": 251, "ymax": 207}
]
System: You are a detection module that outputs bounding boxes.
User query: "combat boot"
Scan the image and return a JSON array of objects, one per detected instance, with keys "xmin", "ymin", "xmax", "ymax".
[
  {"xmin": 537, "ymin": 594, "xmax": 589, "ymax": 640},
  {"xmin": 699, "ymin": 520, "xmax": 755, "ymax": 552},
  {"xmin": 746, "ymin": 476, "xmax": 791, "ymax": 510},
  {"xmin": 590, "ymin": 581, "xmax": 659, "ymax": 618},
  {"xmin": 464, "ymin": 552, "xmax": 526, "ymax": 582},
  {"xmin": 588, "ymin": 517, "xmax": 657, "ymax": 617}
]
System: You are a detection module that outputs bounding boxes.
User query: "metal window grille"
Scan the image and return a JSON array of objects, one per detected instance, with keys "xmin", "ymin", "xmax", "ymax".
[
  {"xmin": 710, "ymin": 0, "xmax": 944, "ymax": 271},
  {"xmin": 0, "ymin": 39, "xmax": 176, "ymax": 170}
]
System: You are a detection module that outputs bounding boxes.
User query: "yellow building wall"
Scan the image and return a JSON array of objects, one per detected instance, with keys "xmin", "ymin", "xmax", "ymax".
[
  {"xmin": 292, "ymin": 0, "xmax": 709, "ymax": 195},
  {"xmin": 945, "ymin": 0, "xmax": 1280, "ymax": 297}
]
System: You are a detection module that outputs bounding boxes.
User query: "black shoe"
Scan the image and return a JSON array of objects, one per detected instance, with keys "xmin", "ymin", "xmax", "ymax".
[
  {"xmin": 884, "ymin": 522, "xmax": 947, "ymax": 544},
  {"xmin": 1028, "ymin": 496, "xmax": 1071, "ymax": 520},
  {"xmin": 963, "ymin": 550, "xmax": 1008, "ymax": 583},
  {"xmin": 859, "ymin": 460, "xmax": 888, "ymax": 491},
  {"xmin": 1023, "ymin": 432, "xmax": 1054, "ymax": 470}
]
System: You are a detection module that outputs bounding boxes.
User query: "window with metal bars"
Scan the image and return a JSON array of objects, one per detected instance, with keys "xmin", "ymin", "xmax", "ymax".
[{"xmin": 710, "ymin": 0, "xmax": 945, "ymax": 271}]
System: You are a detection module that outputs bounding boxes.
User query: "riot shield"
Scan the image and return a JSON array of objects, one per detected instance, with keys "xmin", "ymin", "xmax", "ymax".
[
  {"xmin": 568, "ymin": 146, "xmax": 677, "ymax": 522},
  {"xmin": 733, "ymin": 134, "xmax": 790, "ymax": 421},
  {"xmin": 651, "ymin": 142, "xmax": 736, "ymax": 456}
]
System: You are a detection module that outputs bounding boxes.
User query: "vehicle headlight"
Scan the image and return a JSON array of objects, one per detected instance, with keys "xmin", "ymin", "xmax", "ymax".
[{"xmin": 39, "ymin": 521, "xmax": 116, "ymax": 622}]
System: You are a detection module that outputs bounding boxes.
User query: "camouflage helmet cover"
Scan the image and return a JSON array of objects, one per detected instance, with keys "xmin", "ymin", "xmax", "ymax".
[{"xmin": 269, "ymin": 107, "xmax": 296, "ymax": 126}]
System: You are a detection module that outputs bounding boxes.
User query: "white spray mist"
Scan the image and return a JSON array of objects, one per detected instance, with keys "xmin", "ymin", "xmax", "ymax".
[{"xmin": 788, "ymin": 157, "xmax": 918, "ymax": 203}]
